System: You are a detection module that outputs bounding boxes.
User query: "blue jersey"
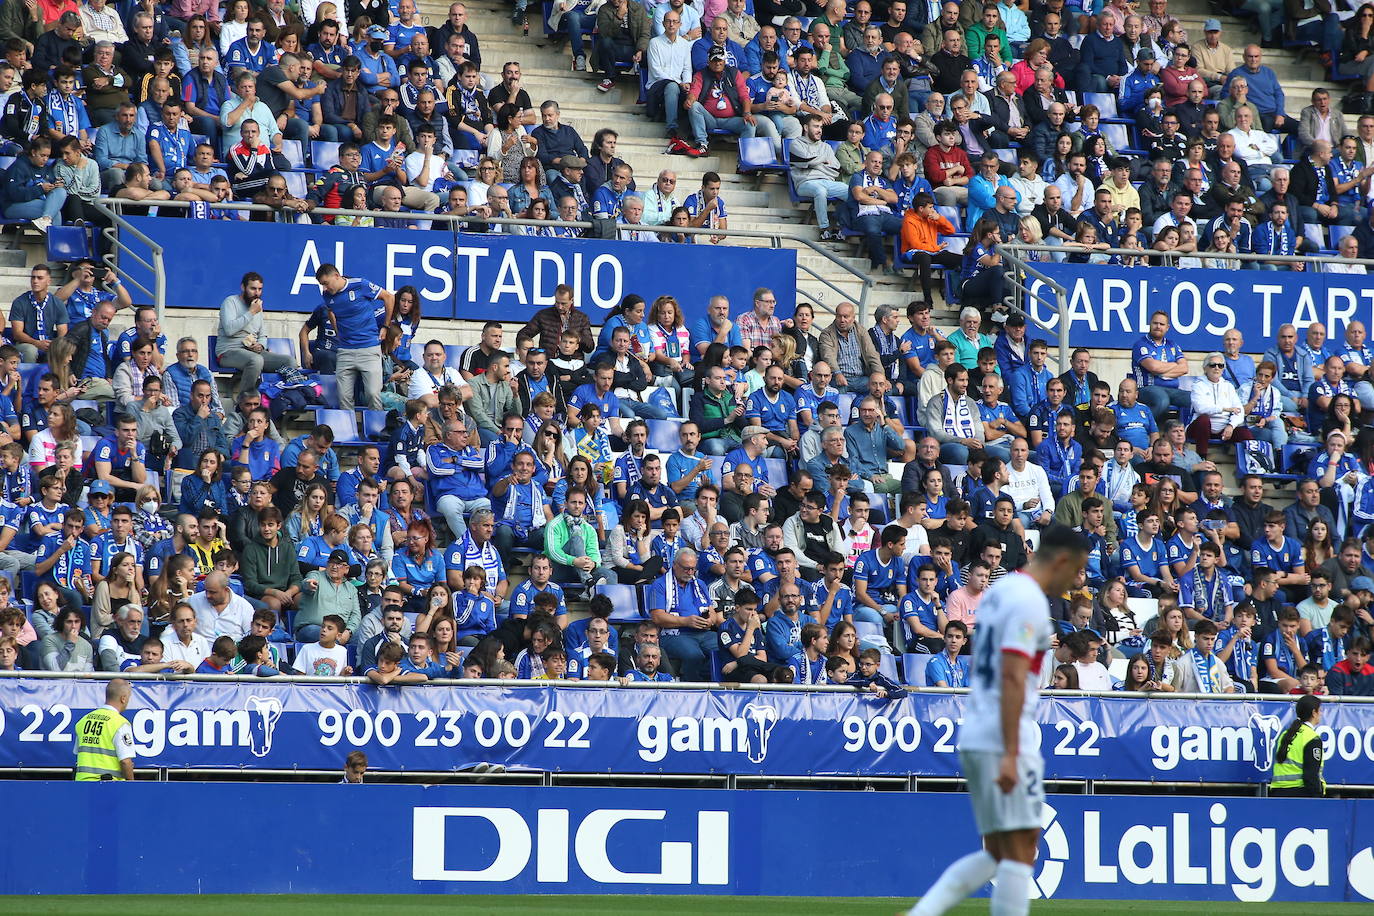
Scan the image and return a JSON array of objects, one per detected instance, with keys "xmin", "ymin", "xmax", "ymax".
[
  {"xmin": 626, "ymin": 668, "xmax": 675, "ymax": 682},
  {"xmin": 452, "ymin": 590, "xmax": 496, "ymax": 640},
  {"xmin": 296, "ymin": 535, "xmax": 334, "ymax": 571},
  {"xmin": 1113, "ymin": 402, "xmax": 1157, "ymax": 450},
  {"xmin": 720, "ymin": 447, "xmax": 767, "ymax": 485},
  {"xmin": 509, "ymin": 578, "xmax": 567, "ymax": 618},
  {"xmin": 568, "ymin": 383, "xmax": 620, "ymax": 424},
  {"xmin": 1250, "ymin": 536, "xmax": 1303, "ymax": 574},
  {"xmin": 788, "ymin": 651, "xmax": 827, "ymax": 684},
  {"xmin": 898, "ymin": 591, "xmax": 940, "ymax": 640},
  {"xmin": 444, "ymin": 531, "xmax": 505, "ymax": 593},
  {"xmin": 901, "ymin": 328, "xmax": 937, "ymax": 370},
  {"xmin": 1131, "ymin": 334, "xmax": 1185, "ymax": 388},
  {"xmin": 224, "ymin": 37, "xmax": 277, "ymax": 72},
  {"xmin": 927, "ymin": 652, "xmax": 970, "ymax": 687},
  {"xmin": 818, "ymin": 582, "xmax": 855, "ymax": 627},
  {"xmin": 89, "ymin": 436, "xmax": 146, "ymax": 474},
  {"xmin": 391, "ymin": 547, "xmax": 445, "ymax": 590},
  {"xmin": 322, "ymin": 277, "xmax": 387, "ymax": 349},
  {"xmin": 1260, "ymin": 628, "xmax": 1299, "ymax": 679},
  {"xmin": 644, "ymin": 573, "xmax": 711, "ymax": 636},
  {"xmin": 1305, "ymin": 626, "xmax": 1347, "ymax": 671},
  {"xmin": 852, "ymin": 548, "xmax": 904, "ymax": 601},
  {"xmin": 795, "ymin": 384, "xmax": 839, "ymax": 428},
  {"xmin": 719, "ymin": 616, "xmax": 766, "ymax": 660},
  {"xmin": 90, "ymin": 533, "xmax": 143, "ymax": 575},
  {"xmin": 746, "ymin": 388, "xmax": 798, "ymax": 433},
  {"xmin": 1119, "ymin": 535, "xmax": 1164, "ymax": 579},
  {"xmin": 35, "ymin": 533, "xmax": 91, "ymax": 589},
  {"xmin": 1165, "ymin": 533, "xmax": 1199, "ymax": 573},
  {"xmin": 977, "ymin": 399, "xmax": 1017, "ymax": 434}
]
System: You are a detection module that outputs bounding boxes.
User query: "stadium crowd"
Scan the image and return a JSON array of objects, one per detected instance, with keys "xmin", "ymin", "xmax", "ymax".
[
  {"xmin": 0, "ymin": 0, "xmax": 1372, "ymax": 699},
  {"xmin": 4, "ymin": 0, "xmax": 1374, "ymax": 290}
]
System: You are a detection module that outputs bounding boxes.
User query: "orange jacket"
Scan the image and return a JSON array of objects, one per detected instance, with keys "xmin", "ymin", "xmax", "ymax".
[{"xmin": 901, "ymin": 210, "xmax": 956, "ymax": 254}]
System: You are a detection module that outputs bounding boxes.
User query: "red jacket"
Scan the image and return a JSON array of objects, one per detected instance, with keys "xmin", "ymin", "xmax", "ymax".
[{"xmin": 924, "ymin": 144, "xmax": 971, "ymax": 187}]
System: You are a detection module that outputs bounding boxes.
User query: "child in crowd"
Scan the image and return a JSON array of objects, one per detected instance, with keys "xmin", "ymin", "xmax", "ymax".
[
  {"xmin": 196, "ymin": 635, "xmax": 238, "ymax": 674},
  {"xmin": 235, "ymin": 634, "xmax": 283, "ymax": 677},
  {"xmin": 295, "ymin": 615, "xmax": 353, "ymax": 677},
  {"xmin": 1289, "ymin": 663, "xmax": 1329, "ymax": 696},
  {"xmin": 927, "ymin": 620, "xmax": 971, "ymax": 687},
  {"xmin": 1327, "ymin": 637, "xmax": 1374, "ymax": 696},
  {"xmin": 365, "ymin": 641, "xmax": 431, "ymax": 685}
]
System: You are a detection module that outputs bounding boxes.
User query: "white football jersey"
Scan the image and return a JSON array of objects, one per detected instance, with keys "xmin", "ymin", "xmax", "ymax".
[{"xmin": 958, "ymin": 572, "xmax": 1053, "ymax": 758}]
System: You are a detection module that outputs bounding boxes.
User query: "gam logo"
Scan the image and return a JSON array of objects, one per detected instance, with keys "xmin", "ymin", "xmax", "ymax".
[{"xmin": 636, "ymin": 701, "xmax": 778, "ymax": 763}]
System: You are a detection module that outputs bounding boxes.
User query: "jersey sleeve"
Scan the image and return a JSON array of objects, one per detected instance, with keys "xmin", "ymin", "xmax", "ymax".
[{"xmin": 999, "ymin": 588, "xmax": 1045, "ymax": 660}]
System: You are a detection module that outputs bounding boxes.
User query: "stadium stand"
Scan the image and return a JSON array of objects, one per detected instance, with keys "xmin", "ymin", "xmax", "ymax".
[{"xmin": 0, "ymin": 0, "xmax": 1370, "ymax": 713}]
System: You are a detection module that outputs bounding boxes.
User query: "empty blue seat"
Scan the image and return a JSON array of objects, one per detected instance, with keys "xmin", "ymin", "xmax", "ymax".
[
  {"xmin": 312, "ymin": 408, "xmax": 370, "ymax": 446},
  {"xmin": 902, "ymin": 653, "xmax": 932, "ymax": 687},
  {"xmin": 360, "ymin": 409, "xmax": 390, "ymax": 441},
  {"xmin": 597, "ymin": 583, "xmax": 643, "ymax": 622},
  {"xmin": 280, "ymin": 139, "xmax": 306, "ymax": 170},
  {"xmin": 311, "ymin": 141, "xmax": 341, "ymax": 171},
  {"xmin": 646, "ymin": 418, "xmax": 682, "ymax": 452}
]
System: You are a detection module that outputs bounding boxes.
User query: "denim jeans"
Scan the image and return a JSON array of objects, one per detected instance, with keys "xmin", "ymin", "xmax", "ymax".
[
  {"xmin": 856, "ymin": 210, "xmax": 903, "ymax": 267},
  {"xmin": 620, "ymin": 398, "xmax": 671, "ymax": 420},
  {"xmin": 688, "ymin": 105, "xmax": 757, "ymax": 145},
  {"xmin": 662, "ymin": 629, "xmax": 722, "ymax": 681},
  {"xmin": 796, "ymin": 177, "xmax": 850, "ymax": 229},
  {"xmin": 7, "ymin": 189, "xmax": 67, "ymax": 224},
  {"xmin": 1136, "ymin": 384, "xmax": 1192, "ymax": 420},
  {"xmin": 563, "ymin": 7, "xmax": 589, "ymax": 57},
  {"xmin": 661, "ymin": 80, "xmax": 683, "ymax": 132}
]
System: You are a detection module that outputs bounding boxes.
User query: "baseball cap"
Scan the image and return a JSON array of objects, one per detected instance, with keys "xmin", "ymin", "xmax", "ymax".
[
  {"xmin": 1352, "ymin": 576, "xmax": 1374, "ymax": 593},
  {"xmin": 327, "ymin": 549, "xmax": 352, "ymax": 565},
  {"xmin": 708, "ymin": 46, "xmax": 726, "ymax": 61},
  {"xmin": 89, "ymin": 480, "xmax": 114, "ymax": 496},
  {"xmin": 1203, "ymin": 18, "xmax": 1222, "ymax": 31},
  {"xmin": 366, "ymin": 24, "xmax": 388, "ymax": 39}
]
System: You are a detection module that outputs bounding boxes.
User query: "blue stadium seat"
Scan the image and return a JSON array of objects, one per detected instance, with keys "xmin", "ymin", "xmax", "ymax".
[
  {"xmin": 206, "ymin": 336, "xmax": 236, "ymax": 375},
  {"xmin": 360, "ymin": 409, "xmax": 390, "ymax": 441},
  {"xmin": 1084, "ymin": 92, "xmax": 1120, "ymax": 120},
  {"xmin": 444, "ymin": 345, "xmax": 468, "ymax": 371},
  {"xmin": 646, "ymin": 418, "xmax": 681, "ymax": 452},
  {"xmin": 738, "ymin": 137, "xmax": 786, "ymax": 174},
  {"xmin": 311, "ymin": 141, "xmax": 341, "ymax": 171},
  {"xmin": 902, "ymin": 652, "xmax": 932, "ymax": 687},
  {"xmin": 280, "ymin": 140, "xmax": 307, "ymax": 170},
  {"xmin": 316, "ymin": 374, "xmax": 339, "ymax": 407},
  {"xmin": 283, "ymin": 171, "xmax": 308, "ymax": 198},
  {"xmin": 265, "ymin": 338, "xmax": 297, "ymax": 362},
  {"xmin": 312, "ymin": 408, "xmax": 370, "ymax": 447},
  {"xmin": 46, "ymin": 225, "xmax": 91, "ymax": 263},
  {"xmin": 764, "ymin": 458, "xmax": 787, "ymax": 488},
  {"xmin": 597, "ymin": 583, "xmax": 643, "ymax": 622}
]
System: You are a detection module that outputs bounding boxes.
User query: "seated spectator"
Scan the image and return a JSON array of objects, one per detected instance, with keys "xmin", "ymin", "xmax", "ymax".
[
  {"xmin": 685, "ymin": 47, "xmax": 758, "ymax": 156},
  {"xmin": 595, "ymin": 0, "xmax": 650, "ymax": 94}
]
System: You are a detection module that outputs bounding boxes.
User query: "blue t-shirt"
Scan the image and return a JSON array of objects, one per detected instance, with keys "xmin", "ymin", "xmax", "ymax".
[
  {"xmin": 224, "ymin": 37, "xmax": 277, "ymax": 73},
  {"xmin": 568, "ymin": 383, "xmax": 620, "ymax": 423},
  {"xmin": 852, "ymin": 547, "xmax": 905, "ymax": 601},
  {"xmin": 1260, "ymin": 628, "xmax": 1299, "ymax": 679},
  {"xmin": 391, "ymin": 547, "xmax": 445, "ymax": 590},
  {"xmin": 322, "ymin": 277, "xmax": 387, "ymax": 349},
  {"xmin": 1113, "ymin": 402, "xmax": 1157, "ymax": 450},
  {"xmin": 35, "ymin": 533, "xmax": 91, "ymax": 589},
  {"xmin": 898, "ymin": 591, "xmax": 940, "ymax": 642},
  {"xmin": 1131, "ymin": 334, "xmax": 1185, "ymax": 388},
  {"xmin": 719, "ymin": 615, "xmax": 766, "ymax": 660},
  {"xmin": 1250, "ymin": 536, "xmax": 1302, "ymax": 574},
  {"xmin": 643, "ymin": 573, "xmax": 711, "ymax": 636},
  {"xmin": 90, "ymin": 533, "xmax": 143, "ymax": 575},
  {"xmin": 509, "ymin": 579, "xmax": 567, "ymax": 618},
  {"xmin": 746, "ymin": 388, "xmax": 798, "ymax": 433},
  {"xmin": 927, "ymin": 653, "xmax": 971, "ymax": 687},
  {"xmin": 1119, "ymin": 535, "xmax": 1164, "ymax": 578},
  {"xmin": 90, "ymin": 437, "xmax": 146, "ymax": 474},
  {"xmin": 794, "ymin": 384, "xmax": 839, "ymax": 428}
]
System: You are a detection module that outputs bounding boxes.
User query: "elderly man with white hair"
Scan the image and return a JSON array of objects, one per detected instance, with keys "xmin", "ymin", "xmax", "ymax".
[
  {"xmin": 618, "ymin": 195, "xmax": 659, "ymax": 241},
  {"xmin": 1326, "ymin": 234, "xmax": 1367, "ymax": 273}
]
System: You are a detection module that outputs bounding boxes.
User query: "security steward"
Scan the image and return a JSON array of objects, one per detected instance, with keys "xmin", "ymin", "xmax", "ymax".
[
  {"xmin": 1269, "ymin": 693, "xmax": 1326, "ymax": 798},
  {"xmin": 73, "ymin": 678, "xmax": 136, "ymax": 781}
]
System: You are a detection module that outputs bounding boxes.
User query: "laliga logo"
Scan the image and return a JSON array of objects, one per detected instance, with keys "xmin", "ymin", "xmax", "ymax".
[
  {"xmin": 1248, "ymin": 713, "xmax": 1283, "ymax": 773},
  {"xmin": 245, "ymin": 696, "xmax": 283, "ymax": 757},
  {"xmin": 1031, "ymin": 804, "xmax": 1070, "ymax": 899}
]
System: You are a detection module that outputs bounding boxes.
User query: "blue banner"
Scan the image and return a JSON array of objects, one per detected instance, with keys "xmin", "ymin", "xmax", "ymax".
[
  {"xmin": 4, "ymin": 678, "xmax": 1374, "ymax": 784},
  {"xmin": 8, "ymin": 783, "xmax": 1374, "ymax": 902},
  {"xmin": 120, "ymin": 217, "xmax": 798, "ymax": 328},
  {"xmin": 1024, "ymin": 263, "xmax": 1374, "ymax": 351}
]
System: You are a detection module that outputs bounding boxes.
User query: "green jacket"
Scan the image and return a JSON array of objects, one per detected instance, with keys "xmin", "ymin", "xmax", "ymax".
[
  {"xmin": 545, "ymin": 513, "xmax": 602, "ymax": 568},
  {"xmin": 814, "ymin": 46, "xmax": 850, "ymax": 93},
  {"xmin": 241, "ymin": 538, "xmax": 303, "ymax": 599},
  {"xmin": 0, "ymin": 2, "xmax": 39, "ymax": 46}
]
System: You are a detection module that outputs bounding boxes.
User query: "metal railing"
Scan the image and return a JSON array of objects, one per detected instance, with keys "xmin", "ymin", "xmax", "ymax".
[
  {"xmin": 92, "ymin": 200, "xmax": 165, "ymax": 316},
  {"xmin": 96, "ymin": 198, "xmax": 873, "ymax": 322},
  {"xmin": 996, "ymin": 242, "xmax": 1071, "ymax": 372}
]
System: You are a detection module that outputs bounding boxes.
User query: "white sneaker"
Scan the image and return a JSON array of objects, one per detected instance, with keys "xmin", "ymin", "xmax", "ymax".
[
  {"xmin": 31, "ymin": 216, "xmax": 51, "ymax": 234},
  {"xmin": 574, "ymin": 54, "xmax": 586, "ymax": 71}
]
